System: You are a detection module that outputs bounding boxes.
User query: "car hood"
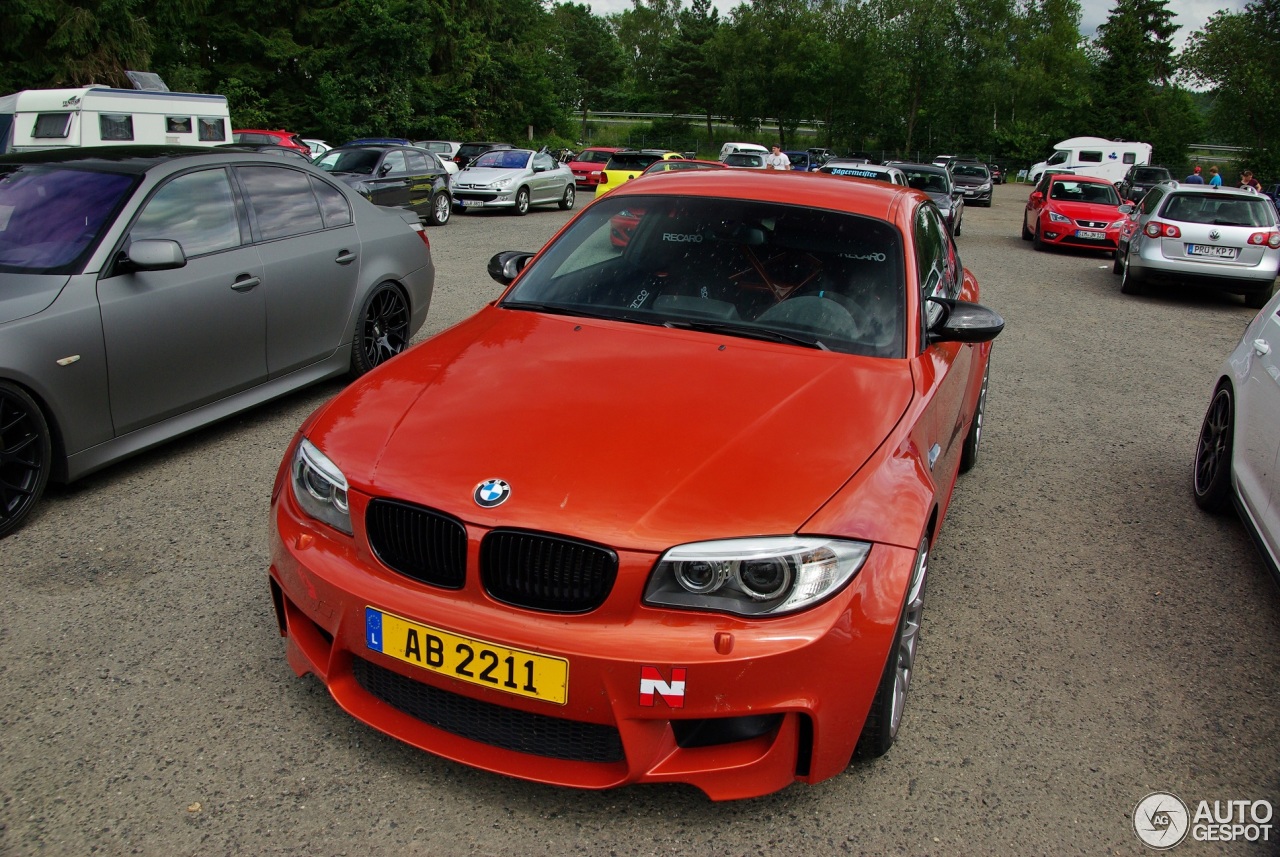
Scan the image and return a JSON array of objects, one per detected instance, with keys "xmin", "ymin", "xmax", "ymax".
[
  {"xmin": 308, "ymin": 306, "xmax": 914, "ymax": 550},
  {"xmin": 1045, "ymin": 200, "xmax": 1122, "ymax": 220},
  {"xmin": 454, "ymin": 167, "xmax": 527, "ymax": 185},
  {"xmin": 952, "ymin": 175, "xmax": 989, "ymax": 187},
  {"xmin": 0, "ymin": 273, "xmax": 70, "ymax": 324}
]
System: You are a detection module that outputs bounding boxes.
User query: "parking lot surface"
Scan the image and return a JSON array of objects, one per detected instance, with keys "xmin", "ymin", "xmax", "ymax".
[{"xmin": 1, "ymin": 186, "xmax": 1277, "ymax": 855}]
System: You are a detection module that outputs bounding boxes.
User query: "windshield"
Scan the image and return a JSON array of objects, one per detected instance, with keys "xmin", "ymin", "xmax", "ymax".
[
  {"xmin": 1133, "ymin": 168, "xmax": 1169, "ymax": 183},
  {"xmin": 576, "ymin": 150, "xmax": 614, "ymax": 164},
  {"xmin": 952, "ymin": 164, "xmax": 989, "ymax": 179},
  {"xmin": 1046, "ymin": 151, "xmax": 1069, "ymax": 166},
  {"xmin": 473, "ymin": 149, "xmax": 532, "ymax": 169},
  {"xmin": 608, "ymin": 153, "xmax": 665, "ymax": 171},
  {"xmin": 822, "ymin": 164, "xmax": 892, "ymax": 182},
  {"xmin": 1160, "ymin": 194, "xmax": 1276, "ymax": 227},
  {"xmin": 501, "ymin": 195, "xmax": 906, "ymax": 358},
  {"xmin": 0, "ymin": 165, "xmax": 138, "ymax": 273},
  {"xmin": 1049, "ymin": 180, "xmax": 1120, "ymax": 205},
  {"xmin": 724, "ymin": 153, "xmax": 763, "ymax": 168},
  {"xmin": 901, "ymin": 169, "xmax": 950, "ymax": 194},
  {"xmin": 315, "ymin": 150, "xmax": 380, "ymax": 174}
]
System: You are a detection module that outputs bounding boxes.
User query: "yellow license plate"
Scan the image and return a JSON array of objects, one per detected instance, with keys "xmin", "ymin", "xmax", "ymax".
[{"xmin": 364, "ymin": 607, "xmax": 568, "ymax": 704}]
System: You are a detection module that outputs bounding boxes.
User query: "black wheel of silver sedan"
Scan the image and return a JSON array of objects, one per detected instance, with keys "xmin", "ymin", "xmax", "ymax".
[
  {"xmin": 512, "ymin": 187, "xmax": 531, "ymax": 216},
  {"xmin": 1193, "ymin": 384, "xmax": 1234, "ymax": 514},
  {"xmin": 350, "ymin": 284, "xmax": 410, "ymax": 377},
  {"xmin": 855, "ymin": 535, "xmax": 929, "ymax": 760},
  {"xmin": 0, "ymin": 381, "xmax": 52, "ymax": 539}
]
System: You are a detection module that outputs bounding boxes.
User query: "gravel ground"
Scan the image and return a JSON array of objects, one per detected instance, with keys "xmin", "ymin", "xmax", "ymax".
[{"xmin": 1, "ymin": 184, "xmax": 1277, "ymax": 857}]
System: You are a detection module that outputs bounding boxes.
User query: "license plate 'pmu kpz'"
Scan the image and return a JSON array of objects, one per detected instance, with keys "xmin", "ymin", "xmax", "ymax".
[
  {"xmin": 365, "ymin": 607, "xmax": 568, "ymax": 704},
  {"xmin": 1187, "ymin": 244, "xmax": 1238, "ymax": 259}
]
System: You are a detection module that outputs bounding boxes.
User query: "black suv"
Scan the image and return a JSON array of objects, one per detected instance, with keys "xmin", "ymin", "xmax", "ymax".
[{"xmin": 1116, "ymin": 165, "xmax": 1172, "ymax": 203}]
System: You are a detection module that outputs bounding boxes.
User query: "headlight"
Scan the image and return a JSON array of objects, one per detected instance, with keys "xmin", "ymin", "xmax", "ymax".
[
  {"xmin": 978, "ymin": 182, "xmax": 991, "ymax": 191},
  {"xmin": 490, "ymin": 177, "xmax": 514, "ymax": 190},
  {"xmin": 1111, "ymin": 219, "xmax": 1126, "ymax": 229},
  {"xmin": 1048, "ymin": 210, "xmax": 1070, "ymax": 223},
  {"xmin": 643, "ymin": 537, "xmax": 871, "ymax": 616},
  {"xmin": 291, "ymin": 438, "xmax": 352, "ymax": 534}
]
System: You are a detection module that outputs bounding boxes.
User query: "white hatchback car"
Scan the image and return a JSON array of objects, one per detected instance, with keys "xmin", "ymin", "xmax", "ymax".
[
  {"xmin": 1116, "ymin": 182, "xmax": 1280, "ymax": 308},
  {"xmin": 1193, "ymin": 286, "xmax": 1280, "ymax": 579}
]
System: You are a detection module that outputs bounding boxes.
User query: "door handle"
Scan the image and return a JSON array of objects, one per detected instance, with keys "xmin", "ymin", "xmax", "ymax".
[
  {"xmin": 231, "ymin": 275, "xmax": 261, "ymax": 292},
  {"xmin": 335, "ymin": 250, "xmax": 356, "ymax": 265},
  {"xmin": 1254, "ymin": 339, "xmax": 1271, "ymax": 356}
]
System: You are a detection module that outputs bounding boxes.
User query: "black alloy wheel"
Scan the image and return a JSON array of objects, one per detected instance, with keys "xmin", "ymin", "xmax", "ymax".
[
  {"xmin": 1112, "ymin": 246, "xmax": 1125, "ymax": 275},
  {"xmin": 0, "ymin": 381, "xmax": 52, "ymax": 539},
  {"xmin": 351, "ymin": 284, "xmax": 410, "ymax": 376},
  {"xmin": 1193, "ymin": 385, "xmax": 1234, "ymax": 513}
]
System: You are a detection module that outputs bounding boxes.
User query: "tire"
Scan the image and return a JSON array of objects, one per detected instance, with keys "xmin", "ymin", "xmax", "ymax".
[
  {"xmin": 1112, "ymin": 247, "xmax": 1124, "ymax": 275},
  {"xmin": 855, "ymin": 536, "xmax": 929, "ymax": 760},
  {"xmin": 1193, "ymin": 384, "xmax": 1234, "ymax": 513},
  {"xmin": 0, "ymin": 381, "xmax": 52, "ymax": 539},
  {"xmin": 559, "ymin": 184, "xmax": 575, "ymax": 210},
  {"xmin": 953, "ymin": 214, "xmax": 962, "ymax": 237},
  {"xmin": 428, "ymin": 191, "xmax": 451, "ymax": 226},
  {"xmin": 1243, "ymin": 282, "xmax": 1274, "ymax": 309},
  {"xmin": 1120, "ymin": 251, "xmax": 1145, "ymax": 295},
  {"xmin": 1021, "ymin": 218, "xmax": 1033, "ymax": 241},
  {"xmin": 350, "ymin": 283, "xmax": 410, "ymax": 377},
  {"xmin": 959, "ymin": 355, "xmax": 990, "ymax": 474},
  {"xmin": 1032, "ymin": 223, "xmax": 1045, "ymax": 251},
  {"xmin": 512, "ymin": 187, "xmax": 530, "ymax": 216}
]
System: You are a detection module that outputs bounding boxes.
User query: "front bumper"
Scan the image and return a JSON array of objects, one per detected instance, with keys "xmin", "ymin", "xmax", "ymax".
[
  {"xmin": 1038, "ymin": 218, "xmax": 1120, "ymax": 251},
  {"xmin": 959, "ymin": 187, "xmax": 991, "ymax": 204},
  {"xmin": 268, "ymin": 483, "xmax": 914, "ymax": 800},
  {"xmin": 452, "ymin": 190, "xmax": 516, "ymax": 210}
]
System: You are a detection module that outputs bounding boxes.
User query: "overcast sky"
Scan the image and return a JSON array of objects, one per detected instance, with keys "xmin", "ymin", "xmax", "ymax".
[{"xmin": 584, "ymin": 0, "xmax": 1248, "ymax": 48}]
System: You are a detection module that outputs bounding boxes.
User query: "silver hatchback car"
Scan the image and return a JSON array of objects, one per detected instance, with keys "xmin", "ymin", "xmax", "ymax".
[
  {"xmin": 1115, "ymin": 181, "xmax": 1280, "ymax": 308},
  {"xmin": 0, "ymin": 146, "xmax": 435, "ymax": 538}
]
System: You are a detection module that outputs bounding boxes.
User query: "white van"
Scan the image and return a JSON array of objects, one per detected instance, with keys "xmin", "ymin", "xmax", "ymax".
[
  {"xmin": 0, "ymin": 86, "xmax": 231, "ymax": 154},
  {"xmin": 1028, "ymin": 137, "xmax": 1151, "ymax": 185},
  {"xmin": 718, "ymin": 141, "xmax": 768, "ymax": 162}
]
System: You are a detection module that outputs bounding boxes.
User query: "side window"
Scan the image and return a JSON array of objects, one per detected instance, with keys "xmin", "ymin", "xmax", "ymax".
[
  {"xmin": 382, "ymin": 151, "xmax": 408, "ymax": 176},
  {"xmin": 535, "ymin": 153, "xmax": 555, "ymax": 171},
  {"xmin": 33, "ymin": 113, "xmax": 72, "ymax": 138},
  {"xmin": 914, "ymin": 204, "xmax": 950, "ymax": 334},
  {"xmin": 197, "ymin": 117, "xmax": 226, "ymax": 142},
  {"xmin": 311, "ymin": 177, "xmax": 352, "ymax": 228},
  {"xmin": 99, "ymin": 113, "xmax": 134, "ymax": 141},
  {"xmin": 1078, "ymin": 150, "xmax": 1103, "ymax": 164},
  {"xmin": 130, "ymin": 168, "xmax": 241, "ymax": 257},
  {"xmin": 1123, "ymin": 152, "xmax": 1137, "ymax": 164},
  {"xmin": 405, "ymin": 151, "xmax": 430, "ymax": 174},
  {"xmin": 166, "ymin": 117, "xmax": 193, "ymax": 134},
  {"xmin": 235, "ymin": 166, "xmax": 325, "ymax": 241},
  {"xmin": 1141, "ymin": 188, "xmax": 1164, "ymax": 216}
]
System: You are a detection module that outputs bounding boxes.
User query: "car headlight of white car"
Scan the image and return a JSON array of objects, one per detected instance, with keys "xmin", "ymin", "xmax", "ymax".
[
  {"xmin": 1048, "ymin": 210, "xmax": 1071, "ymax": 223},
  {"xmin": 292, "ymin": 438, "xmax": 352, "ymax": 534},
  {"xmin": 643, "ymin": 536, "xmax": 871, "ymax": 616}
]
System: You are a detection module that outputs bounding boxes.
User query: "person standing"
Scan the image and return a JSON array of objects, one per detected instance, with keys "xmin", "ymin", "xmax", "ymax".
[
  {"xmin": 765, "ymin": 145, "xmax": 790, "ymax": 171},
  {"xmin": 1184, "ymin": 165, "xmax": 1205, "ymax": 184},
  {"xmin": 1240, "ymin": 170, "xmax": 1263, "ymax": 192},
  {"xmin": 1208, "ymin": 165, "xmax": 1223, "ymax": 187}
]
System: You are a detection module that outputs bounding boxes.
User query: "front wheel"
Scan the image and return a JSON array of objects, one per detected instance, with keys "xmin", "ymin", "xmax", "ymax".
[
  {"xmin": 350, "ymin": 283, "xmax": 410, "ymax": 377},
  {"xmin": 0, "ymin": 381, "xmax": 52, "ymax": 539},
  {"xmin": 559, "ymin": 184, "xmax": 575, "ymax": 210},
  {"xmin": 959, "ymin": 356, "xmax": 990, "ymax": 473},
  {"xmin": 1120, "ymin": 251, "xmax": 1145, "ymax": 295},
  {"xmin": 1193, "ymin": 385, "xmax": 1234, "ymax": 513},
  {"xmin": 512, "ymin": 187, "xmax": 530, "ymax": 216},
  {"xmin": 1032, "ymin": 223, "xmax": 1046, "ymax": 251},
  {"xmin": 1021, "ymin": 217, "xmax": 1033, "ymax": 241},
  {"xmin": 428, "ymin": 192, "xmax": 451, "ymax": 226},
  {"xmin": 855, "ymin": 536, "xmax": 929, "ymax": 760},
  {"xmin": 1112, "ymin": 246, "xmax": 1125, "ymax": 275}
]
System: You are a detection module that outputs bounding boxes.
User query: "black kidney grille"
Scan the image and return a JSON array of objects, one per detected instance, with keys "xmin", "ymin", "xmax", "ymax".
[
  {"xmin": 366, "ymin": 499, "xmax": 467, "ymax": 588},
  {"xmin": 351, "ymin": 656, "xmax": 624, "ymax": 763},
  {"xmin": 481, "ymin": 530, "xmax": 618, "ymax": 612}
]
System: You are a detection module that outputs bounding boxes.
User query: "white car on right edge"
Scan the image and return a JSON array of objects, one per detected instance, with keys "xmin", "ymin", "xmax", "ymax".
[
  {"xmin": 1193, "ymin": 286, "xmax": 1280, "ymax": 580},
  {"xmin": 1114, "ymin": 181, "xmax": 1280, "ymax": 309}
]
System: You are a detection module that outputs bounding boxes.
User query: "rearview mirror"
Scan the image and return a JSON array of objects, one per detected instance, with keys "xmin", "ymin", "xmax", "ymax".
[
  {"xmin": 926, "ymin": 297, "xmax": 1004, "ymax": 344},
  {"xmin": 488, "ymin": 250, "xmax": 536, "ymax": 286},
  {"xmin": 124, "ymin": 239, "xmax": 187, "ymax": 271}
]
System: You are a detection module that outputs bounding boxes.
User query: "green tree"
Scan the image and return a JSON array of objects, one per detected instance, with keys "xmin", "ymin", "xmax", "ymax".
[
  {"xmin": 0, "ymin": 0, "xmax": 153, "ymax": 92},
  {"xmin": 610, "ymin": 0, "xmax": 680, "ymax": 111},
  {"xmin": 654, "ymin": 0, "xmax": 722, "ymax": 139},
  {"xmin": 553, "ymin": 3, "xmax": 627, "ymax": 141}
]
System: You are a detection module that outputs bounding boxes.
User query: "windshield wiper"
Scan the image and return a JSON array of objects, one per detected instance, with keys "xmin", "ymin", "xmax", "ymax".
[
  {"xmin": 662, "ymin": 319, "xmax": 830, "ymax": 350},
  {"xmin": 502, "ymin": 301, "xmax": 669, "ymax": 326}
]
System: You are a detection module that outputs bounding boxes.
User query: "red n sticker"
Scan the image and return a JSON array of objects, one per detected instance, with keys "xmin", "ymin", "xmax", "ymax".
[{"xmin": 639, "ymin": 666, "xmax": 686, "ymax": 708}]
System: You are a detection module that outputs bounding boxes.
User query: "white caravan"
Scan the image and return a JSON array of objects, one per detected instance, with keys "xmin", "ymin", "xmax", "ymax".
[
  {"xmin": 1028, "ymin": 137, "xmax": 1152, "ymax": 184},
  {"xmin": 0, "ymin": 86, "xmax": 231, "ymax": 154}
]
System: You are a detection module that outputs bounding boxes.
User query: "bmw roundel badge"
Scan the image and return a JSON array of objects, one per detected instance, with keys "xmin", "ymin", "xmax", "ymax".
[{"xmin": 474, "ymin": 479, "xmax": 511, "ymax": 508}]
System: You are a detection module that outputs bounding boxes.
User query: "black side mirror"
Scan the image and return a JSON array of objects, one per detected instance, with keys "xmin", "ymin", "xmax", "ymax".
[
  {"xmin": 926, "ymin": 297, "xmax": 1004, "ymax": 344},
  {"xmin": 488, "ymin": 250, "xmax": 536, "ymax": 286}
]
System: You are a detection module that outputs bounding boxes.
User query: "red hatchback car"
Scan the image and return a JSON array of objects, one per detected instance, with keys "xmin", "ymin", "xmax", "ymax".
[
  {"xmin": 1022, "ymin": 172, "xmax": 1125, "ymax": 252},
  {"xmin": 268, "ymin": 171, "xmax": 1003, "ymax": 800},
  {"xmin": 231, "ymin": 129, "xmax": 312, "ymax": 155},
  {"xmin": 567, "ymin": 146, "xmax": 620, "ymax": 189}
]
